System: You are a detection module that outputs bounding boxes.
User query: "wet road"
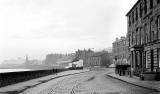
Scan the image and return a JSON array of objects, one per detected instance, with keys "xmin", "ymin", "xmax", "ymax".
[{"xmin": 22, "ymin": 69, "xmax": 159, "ymax": 94}]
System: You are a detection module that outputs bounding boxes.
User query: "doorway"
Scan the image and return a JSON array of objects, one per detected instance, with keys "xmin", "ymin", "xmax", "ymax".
[{"xmin": 151, "ymin": 50, "xmax": 154, "ymax": 72}]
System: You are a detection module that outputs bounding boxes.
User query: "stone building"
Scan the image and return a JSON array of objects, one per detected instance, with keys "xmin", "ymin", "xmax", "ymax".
[
  {"xmin": 86, "ymin": 51, "xmax": 112, "ymax": 67},
  {"xmin": 86, "ymin": 54, "xmax": 101, "ymax": 67},
  {"xmin": 44, "ymin": 53, "xmax": 75, "ymax": 65},
  {"xmin": 75, "ymin": 49, "xmax": 94, "ymax": 67},
  {"xmin": 75, "ymin": 49, "xmax": 112, "ymax": 67},
  {"xmin": 112, "ymin": 37, "xmax": 129, "ymax": 65},
  {"xmin": 126, "ymin": 0, "xmax": 160, "ymax": 79},
  {"xmin": 45, "ymin": 54, "xmax": 63, "ymax": 65}
]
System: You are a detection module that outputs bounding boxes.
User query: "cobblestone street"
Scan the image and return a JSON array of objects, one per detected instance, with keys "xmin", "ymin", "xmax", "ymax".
[{"xmin": 21, "ymin": 69, "xmax": 159, "ymax": 94}]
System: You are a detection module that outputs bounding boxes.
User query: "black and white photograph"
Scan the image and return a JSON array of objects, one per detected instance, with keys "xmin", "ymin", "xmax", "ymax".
[{"xmin": 0, "ymin": 0, "xmax": 160, "ymax": 94}]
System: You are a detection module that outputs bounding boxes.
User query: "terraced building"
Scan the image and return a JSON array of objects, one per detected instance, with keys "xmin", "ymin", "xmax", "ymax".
[{"xmin": 126, "ymin": 0, "xmax": 160, "ymax": 80}]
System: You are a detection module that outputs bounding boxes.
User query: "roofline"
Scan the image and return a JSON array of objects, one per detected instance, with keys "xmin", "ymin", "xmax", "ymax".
[{"xmin": 126, "ymin": 0, "xmax": 141, "ymax": 16}]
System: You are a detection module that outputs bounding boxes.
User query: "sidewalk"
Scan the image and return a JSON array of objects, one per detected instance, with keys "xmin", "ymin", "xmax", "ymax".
[
  {"xmin": 107, "ymin": 69, "xmax": 160, "ymax": 92},
  {"xmin": 0, "ymin": 69, "xmax": 89, "ymax": 94}
]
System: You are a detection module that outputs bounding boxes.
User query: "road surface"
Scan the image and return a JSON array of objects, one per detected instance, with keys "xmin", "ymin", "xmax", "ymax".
[{"xmin": 20, "ymin": 68, "xmax": 159, "ymax": 94}]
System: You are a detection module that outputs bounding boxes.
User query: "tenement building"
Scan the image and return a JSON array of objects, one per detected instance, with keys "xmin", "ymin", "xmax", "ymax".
[
  {"xmin": 112, "ymin": 37, "xmax": 129, "ymax": 65},
  {"xmin": 75, "ymin": 49, "xmax": 94, "ymax": 67},
  {"xmin": 86, "ymin": 53, "xmax": 101, "ymax": 67},
  {"xmin": 86, "ymin": 51, "xmax": 112, "ymax": 67},
  {"xmin": 126, "ymin": 0, "xmax": 160, "ymax": 79}
]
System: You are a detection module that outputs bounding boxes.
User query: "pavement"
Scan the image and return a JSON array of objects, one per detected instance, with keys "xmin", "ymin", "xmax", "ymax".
[
  {"xmin": 1, "ymin": 68, "xmax": 160, "ymax": 94},
  {"xmin": 107, "ymin": 68, "xmax": 160, "ymax": 92},
  {"xmin": 22, "ymin": 68, "xmax": 158, "ymax": 94},
  {"xmin": 0, "ymin": 69, "xmax": 89, "ymax": 94}
]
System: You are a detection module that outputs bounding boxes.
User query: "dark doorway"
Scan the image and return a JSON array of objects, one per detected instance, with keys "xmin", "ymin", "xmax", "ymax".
[
  {"xmin": 151, "ymin": 50, "xmax": 154, "ymax": 72},
  {"xmin": 140, "ymin": 52, "xmax": 143, "ymax": 69}
]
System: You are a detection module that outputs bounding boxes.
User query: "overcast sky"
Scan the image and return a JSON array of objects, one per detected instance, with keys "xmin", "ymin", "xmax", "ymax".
[{"xmin": 0, "ymin": 0, "xmax": 137, "ymax": 62}]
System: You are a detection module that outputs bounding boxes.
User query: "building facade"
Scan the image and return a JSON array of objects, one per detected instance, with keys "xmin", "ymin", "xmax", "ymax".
[
  {"xmin": 126, "ymin": 0, "xmax": 160, "ymax": 78},
  {"xmin": 75, "ymin": 49, "xmax": 94, "ymax": 67},
  {"xmin": 75, "ymin": 49, "xmax": 112, "ymax": 67},
  {"xmin": 45, "ymin": 53, "xmax": 75, "ymax": 65},
  {"xmin": 86, "ymin": 51, "xmax": 113, "ymax": 67},
  {"xmin": 86, "ymin": 53, "xmax": 102, "ymax": 67},
  {"xmin": 112, "ymin": 37, "xmax": 129, "ymax": 65}
]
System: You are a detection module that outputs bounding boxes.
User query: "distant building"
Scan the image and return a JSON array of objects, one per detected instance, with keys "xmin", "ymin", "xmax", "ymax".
[
  {"xmin": 75, "ymin": 49, "xmax": 94, "ymax": 67},
  {"xmin": 86, "ymin": 53, "xmax": 101, "ymax": 67},
  {"xmin": 44, "ymin": 54, "xmax": 62, "ymax": 65},
  {"xmin": 86, "ymin": 51, "xmax": 112, "ymax": 67},
  {"xmin": 44, "ymin": 53, "xmax": 75, "ymax": 66},
  {"xmin": 126, "ymin": 0, "xmax": 160, "ymax": 79},
  {"xmin": 25, "ymin": 56, "xmax": 42, "ymax": 65},
  {"xmin": 1, "ymin": 58, "xmax": 25, "ymax": 65},
  {"xmin": 112, "ymin": 37, "xmax": 129, "ymax": 65}
]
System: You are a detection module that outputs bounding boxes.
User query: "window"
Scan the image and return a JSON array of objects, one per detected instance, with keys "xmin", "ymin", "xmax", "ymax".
[
  {"xmin": 136, "ymin": 28, "xmax": 138, "ymax": 45},
  {"xmin": 134, "ymin": 31, "xmax": 137, "ymax": 45},
  {"xmin": 158, "ymin": 16, "xmax": 160, "ymax": 30},
  {"xmin": 147, "ymin": 24, "xmax": 151, "ymax": 42},
  {"xmin": 158, "ymin": 49, "xmax": 160, "ymax": 68},
  {"xmin": 151, "ymin": 31, "xmax": 154, "ymax": 41},
  {"xmin": 132, "ymin": 12, "xmax": 134, "ymax": 24},
  {"xmin": 150, "ymin": 20, "xmax": 154, "ymax": 41},
  {"xmin": 139, "ymin": 29, "xmax": 141, "ymax": 45},
  {"xmin": 131, "ymin": 32, "xmax": 133, "ymax": 45},
  {"xmin": 146, "ymin": 51, "xmax": 148, "ymax": 68},
  {"xmin": 144, "ymin": 24, "xmax": 149, "ymax": 43},
  {"xmin": 140, "ymin": 28, "xmax": 143, "ymax": 44},
  {"xmin": 158, "ymin": 16, "xmax": 160, "ymax": 39},
  {"xmin": 129, "ymin": 34, "xmax": 131, "ymax": 46},
  {"xmin": 151, "ymin": 19, "xmax": 158, "ymax": 41},
  {"xmin": 129, "ymin": 34, "xmax": 132, "ymax": 46},
  {"xmin": 140, "ymin": 3, "xmax": 143, "ymax": 17},
  {"xmin": 144, "ymin": 0, "xmax": 147, "ymax": 14},
  {"xmin": 139, "ymin": 28, "xmax": 141, "ymax": 45},
  {"xmin": 129, "ymin": 15, "xmax": 131, "ymax": 26},
  {"xmin": 136, "ymin": 8, "xmax": 138, "ymax": 21},
  {"xmin": 132, "ymin": 32, "xmax": 135, "ymax": 45},
  {"xmin": 150, "ymin": 0, "xmax": 153, "ymax": 9},
  {"xmin": 157, "ymin": 0, "xmax": 160, "ymax": 4}
]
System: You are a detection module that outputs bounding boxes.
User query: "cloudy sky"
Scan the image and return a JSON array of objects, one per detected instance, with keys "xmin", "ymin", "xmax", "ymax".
[{"xmin": 0, "ymin": 0, "xmax": 137, "ymax": 62}]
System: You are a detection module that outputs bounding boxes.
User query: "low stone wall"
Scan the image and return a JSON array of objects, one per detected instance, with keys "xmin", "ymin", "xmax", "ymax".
[{"xmin": 0, "ymin": 69, "xmax": 67, "ymax": 87}]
